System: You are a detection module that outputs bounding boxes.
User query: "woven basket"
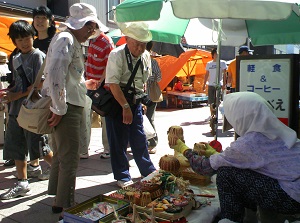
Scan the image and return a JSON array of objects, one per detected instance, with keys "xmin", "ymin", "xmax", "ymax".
[
  {"xmin": 141, "ymin": 183, "xmax": 162, "ymax": 199},
  {"xmin": 159, "ymin": 155, "xmax": 181, "ymax": 176},
  {"xmin": 167, "ymin": 125, "xmax": 184, "ymax": 146},
  {"xmin": 180, "ymin": 167, "xmax": 211, "ymax": 186}
]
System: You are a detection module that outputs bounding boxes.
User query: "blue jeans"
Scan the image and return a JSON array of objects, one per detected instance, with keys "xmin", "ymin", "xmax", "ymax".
[{"xmin": 106, "ymin": 103, "xmax": 156, "ymax": 181}]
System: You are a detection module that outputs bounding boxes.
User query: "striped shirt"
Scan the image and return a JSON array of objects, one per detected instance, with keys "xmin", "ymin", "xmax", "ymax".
[
  {"xmin": 85, "ymin": 33, "xmax": 114, "ymax": 80},
  {"xmin": 146, "ymin": 58, "xmax": 162, "ymax": 95}
]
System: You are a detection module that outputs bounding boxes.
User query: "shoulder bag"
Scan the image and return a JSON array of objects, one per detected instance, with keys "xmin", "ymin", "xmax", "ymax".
[
  {"xmin": 88, "ymin": 45, "xmax": 141, "ymax": 117},
  {"xmin": 148, "ymin": 58, "xmax": 163, "ymax": 102},
  {"xmin": 17, "ymin": 60, "xmax": 53, "ymax": 134},
  {"xmin": 148, "ymin": 75, "xmax": 163, "ymax": 102}
]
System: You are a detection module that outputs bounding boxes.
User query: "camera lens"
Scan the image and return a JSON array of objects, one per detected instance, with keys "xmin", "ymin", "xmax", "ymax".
[
  {"xmin": 0, "ymin": 76, "xmax": 8, "ymax": 82},
  {"xmin": 142, "ymin": 95, "xmax": 153, "ymax": 106}
]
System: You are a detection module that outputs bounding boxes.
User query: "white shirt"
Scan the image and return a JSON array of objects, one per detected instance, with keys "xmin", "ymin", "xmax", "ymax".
[
  {"xmin": 205, "ymin": 60, "xmax": 227, "ymax": 86},
  {"xmin": 105, "ymin": 44, "xmax": 151, "ymax": 94},
  {"xmin": 42, "ymin": 31, "xmax": 87, "ymax": 115}
]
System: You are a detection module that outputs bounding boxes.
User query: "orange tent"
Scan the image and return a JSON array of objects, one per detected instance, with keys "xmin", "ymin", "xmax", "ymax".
[
  {"xmin": 0, "ymin": 16, "xmax": 61, "ymax": 56},
  {"xmin": 154, "ymin": 49, "xmax": 212, "ymax": 90},
  {"xmin": 0, "ymin": 16, "xmax": 32, "ymax": 55}
]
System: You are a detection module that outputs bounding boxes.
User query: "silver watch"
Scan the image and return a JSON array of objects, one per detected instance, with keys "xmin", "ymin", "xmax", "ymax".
[{"xmin": 123, "ymin": 103, "xmax": 130, "ymax": 109}]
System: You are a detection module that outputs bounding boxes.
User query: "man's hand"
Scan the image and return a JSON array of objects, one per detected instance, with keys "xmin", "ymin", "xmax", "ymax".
[
  {"xmin": 1, "ymin": 91, "xmax": 20, "ymax": 103},
  {"xmin": 85, "ymin": 79, "xmax": 99, "ymax": 90},
  {"xmin": 48, "ymin": 112, "xmax": 62, "ymax": 127},
  {"xmin": 122, "ymin": 107, "xmax": 133, "ymax": 125}
]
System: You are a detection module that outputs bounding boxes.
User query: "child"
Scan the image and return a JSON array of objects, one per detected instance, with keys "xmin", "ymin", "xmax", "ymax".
[
  {"xmin": 28, "ymin": 5, "xmax": 57, "ymax": 181},
  {"xmin": 0, "ymin": 20, "xmax": 46, "ymax": 200}
]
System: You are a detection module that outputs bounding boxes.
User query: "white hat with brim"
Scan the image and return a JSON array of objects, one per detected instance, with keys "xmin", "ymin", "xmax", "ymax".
[
  {"xmin": 59, "ymin": 3, "xmax": 109, "ymax": 39},
  {"xmin": 119, "ymin": 22, "xmax": 152, "ymax": 43}
]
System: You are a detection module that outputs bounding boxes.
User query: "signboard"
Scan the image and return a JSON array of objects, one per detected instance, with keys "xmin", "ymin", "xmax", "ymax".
[{"xmin": 236, "ymin": 54, "xmax": 299, "ymax": 132}]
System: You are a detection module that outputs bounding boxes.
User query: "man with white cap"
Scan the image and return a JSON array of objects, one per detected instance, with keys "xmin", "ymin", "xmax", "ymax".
[
  {"xmin": 40, "ymin": 3, "xmax": 105, "ymax": 213},
  {"xmin": 105, "ymin": 22, "xmax": 156, "ymax": 188}
]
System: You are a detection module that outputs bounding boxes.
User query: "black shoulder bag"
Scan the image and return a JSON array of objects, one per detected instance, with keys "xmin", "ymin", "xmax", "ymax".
[{"xmin": 88, "ymin": 45, "xmax": 141, "ymax": 117}]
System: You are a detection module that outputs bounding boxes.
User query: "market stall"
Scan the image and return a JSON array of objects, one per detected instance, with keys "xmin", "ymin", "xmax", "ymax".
[
  {"xmin": 61, "ymin": 126, "xmax": 221, "ymax": 223},
  {"xmin": 62, "ymin": 171, "xmax": 220, "ymax": 223},
  {"xmin": 166, "ymin": 91, "xmax": 208, "ymax": 108}
]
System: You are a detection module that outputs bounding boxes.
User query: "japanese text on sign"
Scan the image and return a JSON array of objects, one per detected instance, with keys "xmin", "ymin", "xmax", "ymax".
[{"xmin": 239, "ymin": 59, "xmax": 290, "ymax": 122}]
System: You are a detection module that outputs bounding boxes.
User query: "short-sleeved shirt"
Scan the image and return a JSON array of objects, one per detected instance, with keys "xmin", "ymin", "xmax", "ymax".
[
  {"xmin": 146, "ymin": 58, "xmax": 161, "ymax": 95},
  {"xmin": 42, "ymin": 30, "xmax": 87, "ymax": 115},
  {"xmin": 85, "ymin": 33, "xmax": 114, "ymax": 80},
  {"xmin": 33, "ymin": 36, "xmax": 52, "ymax": 54},
  {"xmin": 205, "ymin": 60, "xmax": 227, "ymax": 86},
  {"xmin": 10, "ymin": 49, "xmax": 45, "ymax": 116},
  {"xmin": 105, "ymin": 44, "xmax": 151, "ymax": 94},
  {"xmin": 227, "ymin": 59, "xmax": 237, "ymax": 88}
]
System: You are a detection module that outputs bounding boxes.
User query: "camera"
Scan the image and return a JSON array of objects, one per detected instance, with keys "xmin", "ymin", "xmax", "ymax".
[
  {"xmin": 141, "ymin": 95, "xmax": 154, "ymax": 107},
  {"xmin": 0, "ymin": 73, "xmax": 13, "ymax": 84}
]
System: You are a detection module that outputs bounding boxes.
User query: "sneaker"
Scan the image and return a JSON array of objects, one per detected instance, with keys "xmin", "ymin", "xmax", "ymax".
[
  {"xmin": 100, "ymin": 152, "xmax": 110, "ymax": 159},
  {"xmin": 0, "ymin": 183, "xmax": 31, "ymax": 200},
  {"xmin": 117, "ymin": 180, "xmax": 134, "ymax": 188},
  {"xmin": 13, "ymin": 164, "xmax": 42, "ymax": 179},
  {"xmin": 4, "ymin": 159, "xmax": 15, "ymax": 166},
  {"xmin": 205, "ymin": 116, "xmax": 212, "ymax": 122},
  {"xmin": 27, "ymin": 165, "xmax": 42, "ymax": 178},
  {"xmin": 80, "ymin": 152, "xmax": 89, "ymax": 159},
  {"xmin": 38, "ymin": 166, "xmax": 51, "ymax": 181}
]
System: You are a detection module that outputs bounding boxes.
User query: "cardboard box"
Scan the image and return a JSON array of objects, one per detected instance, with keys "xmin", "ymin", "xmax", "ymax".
[{"xmin": 64, "ymin": 195, "xmax": 129, "ymax": 223}]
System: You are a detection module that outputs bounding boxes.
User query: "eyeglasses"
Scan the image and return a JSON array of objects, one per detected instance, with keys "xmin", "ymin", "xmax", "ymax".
[{"xmin": 86, "ymin": 26, "xmax": 97, "ymax": 35}]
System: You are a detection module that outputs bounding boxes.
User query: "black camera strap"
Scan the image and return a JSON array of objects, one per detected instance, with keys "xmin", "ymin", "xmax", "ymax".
[
  {"xmin": 98, "ymin": 45, "xmax": 141, "ymax": 96},
  {"xmin": 124, "ymin": 44, "xmax": 141, "ymax": 95}
]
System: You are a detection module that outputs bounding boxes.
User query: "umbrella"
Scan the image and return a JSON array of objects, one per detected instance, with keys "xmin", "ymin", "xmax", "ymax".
[
  {"xmin": 107, "ymin": 29, "xmax": 185, "ymax": 57},
  {"xmin": 107, "ymin": 29, "xmax": 126, "ymax": 46},
  {"xmin": 175, "ymin": 49, "xmax": 212, "ymax": 78},
  {"xmin": 114, "ymin": 0, "xmax": 300, "ymax": 139},
  {"xmin": 114, "ymin": 0, "xmax": 300, "ymax": 47},
  {"xmin": 155, "ymin": 49, "xmax": 211, "ymax": 90},
  {"xmin": 185, "ymin": 13, "xmax": 300, "ymax": 47},
  {"xmin": 152, "ymin": 42, "xmax": 185, "ymax": 58}
]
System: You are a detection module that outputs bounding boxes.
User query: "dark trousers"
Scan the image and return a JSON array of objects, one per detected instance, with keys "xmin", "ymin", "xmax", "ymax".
[
  {"xmin": 216, "ymin": 167, "xmax": 300, "ymax": 222},
  {"xmin": 106, "ymin": 103, "xmax": 156, "ymax": 181}
]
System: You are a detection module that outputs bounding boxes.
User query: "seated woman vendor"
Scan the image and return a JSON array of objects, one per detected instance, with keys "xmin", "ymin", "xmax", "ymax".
[{"xmin": 170, "ymin": 92, "xmax": 300, "ymax": 223}]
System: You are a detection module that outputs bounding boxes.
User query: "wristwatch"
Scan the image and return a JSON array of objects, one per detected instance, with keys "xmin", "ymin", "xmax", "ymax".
[{"xmin": 123, "ymin": 103, "xmax": 130, "ymax": 109}]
